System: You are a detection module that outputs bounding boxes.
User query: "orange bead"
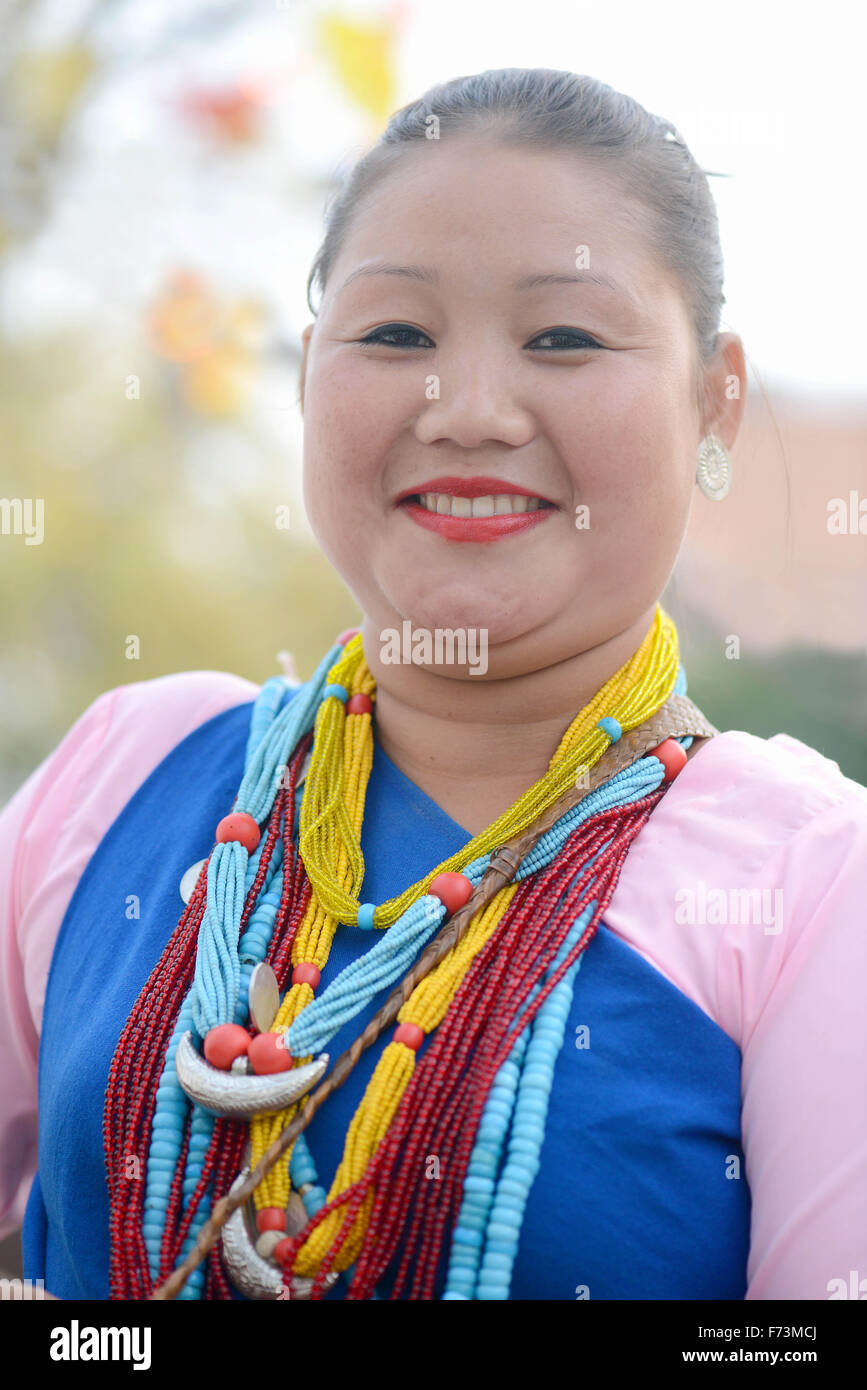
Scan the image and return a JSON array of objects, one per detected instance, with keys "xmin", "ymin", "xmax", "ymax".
[
  {"xmin": 272, "ymin": 1237, "xmax": 293, "ymax": 1264},
  {"xmin": 429, "ymin": 872, "xmax": 474, "ymax": 914},
  {"xmin": 292, "ymin": 962, "xmax": 321, "ymax": 990},
  {"xmin": 649, "ymin": 737, "xmax": 688, "ymax": 782},
  {"xmin": 248, "ymin": 1031, "xmax": 293, "ymax": 1074},
  {"xmin": 215, "ymin": 812, "xmax": 260, "ymax": 852},
  {"xmin": 256, "ymin": 1207, "xmax": 287, "ymax": 1233},
  {"xmin": 203, "ymin": 1023, "xmax": 250, "ymax": 1070},
  {"xmin": 394, "ymin": 1022, "xmax": 425, "ymax": 1052},
  {"xmin": 346, "ymin": 693, "xmax": 373, "ymax": 716}
]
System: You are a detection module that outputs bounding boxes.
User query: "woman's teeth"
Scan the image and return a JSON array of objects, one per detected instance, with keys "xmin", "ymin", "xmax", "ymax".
[{"xmin": 415, "ymin": 493, "xmax": 545, "ymax": 517}]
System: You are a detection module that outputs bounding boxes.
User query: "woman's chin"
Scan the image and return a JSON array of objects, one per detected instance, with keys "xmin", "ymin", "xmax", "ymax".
[{"xmin": 376, "ymin": 593, "xmax": 548, "ymax": 650}]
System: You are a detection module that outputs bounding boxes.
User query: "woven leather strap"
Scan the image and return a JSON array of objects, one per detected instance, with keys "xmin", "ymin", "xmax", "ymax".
[{"xmin": 487, "ymin": 691, "xmax": 718, "ymax": 878}]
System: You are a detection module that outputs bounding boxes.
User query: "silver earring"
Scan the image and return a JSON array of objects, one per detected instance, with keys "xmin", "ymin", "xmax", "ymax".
[{"xmin": 696, "ymin": 434, "xmax": 731, "ymax": 500}]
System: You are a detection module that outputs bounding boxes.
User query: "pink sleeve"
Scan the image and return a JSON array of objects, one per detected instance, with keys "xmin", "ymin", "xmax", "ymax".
[
  {"xmin": 727, "ymin": 790, "xmax": 867, "ymax": 1300},
  {"xmin": 0, "ymin": 670, "xmax": 261, "ymax": 1240},
  {"xmin": 598, "ymin": 727, "xmax": 867, "ymax": 1300}
]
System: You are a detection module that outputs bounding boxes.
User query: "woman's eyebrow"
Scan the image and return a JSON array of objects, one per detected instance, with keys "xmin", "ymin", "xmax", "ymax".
[{"xmin": 339, "ymin": 261, "xmax": 638, "ymax": 307}]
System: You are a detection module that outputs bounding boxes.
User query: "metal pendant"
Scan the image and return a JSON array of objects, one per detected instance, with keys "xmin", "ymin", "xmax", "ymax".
[
  {"xmin": 221, "ymin": 1168, "xmax": 338, "ymax": 1300},
  {"xmin": 248, "ymin": 962, "xmax": 281, "ymax": 1033},
  {"xmin": 174, "ymin": 1031, "xmax": 328, "ymax": 1118}
]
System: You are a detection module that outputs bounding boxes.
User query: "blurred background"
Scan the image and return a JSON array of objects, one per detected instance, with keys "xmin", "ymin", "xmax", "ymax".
[{"xmin": 1, "ymin": 0, "xmax": 865, "ymax": 808}]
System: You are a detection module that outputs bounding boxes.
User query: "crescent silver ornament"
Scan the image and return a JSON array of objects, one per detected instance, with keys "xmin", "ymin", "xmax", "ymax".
[
  {"xmin": 174, "ymin": 1031, "xmax": 328, "ymax": 1118},
  {"xmin": 220, "ymin": 1167, "xmax": 338, "ymax": 1300}
]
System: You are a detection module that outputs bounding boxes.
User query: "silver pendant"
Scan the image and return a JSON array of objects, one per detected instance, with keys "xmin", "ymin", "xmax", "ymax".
[
  {"xmin": 221, "ymin": 1167, "xmax": 338, "ymax": 1300},
  {"xmin": 175, "ymin": 1031, "xmax": 328, "ymax": 1118},
  {"xmin": 248, "ymin": 962, "xmax": 280, "ymax": 1033}
]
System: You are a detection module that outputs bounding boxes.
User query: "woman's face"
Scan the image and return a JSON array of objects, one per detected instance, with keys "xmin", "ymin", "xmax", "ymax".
[{"xmin": 299, "ymin": 136, "xmax": 732, "ymax": 678}]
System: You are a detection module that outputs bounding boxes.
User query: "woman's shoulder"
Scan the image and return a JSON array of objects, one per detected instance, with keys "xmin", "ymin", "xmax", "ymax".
[
  {"xmin": 28, "ymin": 668, "xmax": 266, "ymax": 818},
  {"xmin": 679, "ymin": 725, "xmax": 867, "ymax": 841},
  {"xmin": 0, "ymin": 670, "xmax": 266, "ymax": 1024},
  {"xmin": 90, "ymin": 666, "xmax": 264, "ymax": 756}
]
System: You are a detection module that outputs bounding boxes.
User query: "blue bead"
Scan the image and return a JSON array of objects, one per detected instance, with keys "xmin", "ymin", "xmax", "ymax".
[
  {"xmin": 511, "ymin": 1122, "xmax": 544, "ymax": 1144},
  {"xmin": 452, "ymin": 1224, "xmax": 483, "ymax": 1249},
  {"xmin": 496, "ymin": 1177, "xmax": 527, "ymax": 1200},
  {"xmin": 597, "ymin": 715, "xmax": 622, "ymax": 742},
  {"xmin": 448, "ymin": 1248, "xmax": 479, "ymax": 1269},
  {"xmin": 442, "ymin": 1291, "xmax": 470, "ymax": 1300},
  {"xmin": 485, "ymin": 1238, "xmax": 520, "ymax": 1257},
  {"xmin": 479, "ymin": 1252, "xmax": 513, "ymax": 1273},
  {"xmin": 516, "ymin": 1096, "xmax": 549, "ymax": 1119},
  {"xmin": 488, "ymin": 1214, "xmax": 522, "ymax": 1236},
  {"xmin": 483, "ymin": 1100, "xmax": 512, "ymax": 1123},
  {"xmin": 356, "ymin": 902, "xmax": 376, "ymax": 930},
  {"xmin": 151, "ymin": 1116, "xmax": 184, "ymax": 1136},
  {"xmin": 463, "ymin": 1175, "xmax": 495, "ymax": 1196},
  {"xmin": 322, "ymin": 683, "xmax": 349, "ymax": 703},
  {"xmin": 150, "ymin": 1140, "xmax": 183, "ymax": 1160},
  {"xmin": 504, "ymin": 1157, "xmax": 539, "ymax": 1179},
  {"xmin": 508, "ymin": 1138, "xmax": 540, "ymax": 1158}
]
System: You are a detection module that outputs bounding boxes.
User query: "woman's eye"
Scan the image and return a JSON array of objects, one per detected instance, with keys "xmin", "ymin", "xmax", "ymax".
[
  {"xmin": 527, "ymin": 329, "xmax": 603, "ymax": 351},
  {"xmin": 357, "ymin": 324, "xmax": 434, "ymax": 349}
]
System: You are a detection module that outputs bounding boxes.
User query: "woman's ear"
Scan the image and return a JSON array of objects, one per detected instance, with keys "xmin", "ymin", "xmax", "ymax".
[
  {"xmin": 699, "ymin": 331, "xmax": 748, "ymax": 449},
  {"xmin": 298, "ymin": 323, "xmax": 315, "ymax": 415}
]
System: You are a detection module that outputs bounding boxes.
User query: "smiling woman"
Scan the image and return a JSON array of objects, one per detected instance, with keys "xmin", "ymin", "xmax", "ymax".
[{"xmin": 2, "ymin": 68, "xmax": 866, "ymax": 1307}]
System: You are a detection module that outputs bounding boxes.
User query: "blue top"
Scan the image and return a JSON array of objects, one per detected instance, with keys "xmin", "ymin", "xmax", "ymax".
[{"xmin": 22, "ymin": 693, "xmax": 750, "ymax": 1299}]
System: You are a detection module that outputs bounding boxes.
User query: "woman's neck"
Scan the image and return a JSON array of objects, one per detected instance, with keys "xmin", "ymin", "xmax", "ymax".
[{"xmin": 361, "ymin": 605, "xmax": 660, "ymax": 837}]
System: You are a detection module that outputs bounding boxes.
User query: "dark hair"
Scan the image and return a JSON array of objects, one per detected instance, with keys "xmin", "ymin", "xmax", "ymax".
[{"xmin": 306, "ymin": 67, "xmax": 726, "ymax": 393}]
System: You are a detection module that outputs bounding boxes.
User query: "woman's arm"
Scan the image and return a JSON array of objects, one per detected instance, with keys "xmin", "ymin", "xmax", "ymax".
[
  {"xmin": 0, "ymin": 687, "xmax": 121, "ymax": 1240},
  {"xmin": 729, "ymin": 790, "xmax": 867, "ymax": 1299},
  {"xmin": 0, "ymin": 670, "xmax": 261, "ymax": 1243}
]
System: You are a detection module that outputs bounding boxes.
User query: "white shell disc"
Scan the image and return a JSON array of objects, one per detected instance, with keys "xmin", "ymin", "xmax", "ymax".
[
  {"xmin": 179, "ymin": 858, "xmax": 207, "ymax": 905},
  {"xmin": 249, "ymin": 961, "xmax": 280, "ymax": 1033}
]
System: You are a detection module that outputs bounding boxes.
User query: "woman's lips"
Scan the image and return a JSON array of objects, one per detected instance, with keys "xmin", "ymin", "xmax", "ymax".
[{"xmin": 399, "ymin": 498, "xmax": 555, "ymax": 543}]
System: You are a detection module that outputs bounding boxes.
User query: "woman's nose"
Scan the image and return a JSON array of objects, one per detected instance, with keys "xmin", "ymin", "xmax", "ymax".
[{"xmin": 413, "ymin": 357, "xmax": 537, "ymax": 451}]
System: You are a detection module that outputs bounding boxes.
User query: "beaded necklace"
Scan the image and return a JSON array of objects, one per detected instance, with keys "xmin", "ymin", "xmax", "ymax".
[{"xmin": 104, "ymin": 604, "xmax": 692, "ymax": 1299}]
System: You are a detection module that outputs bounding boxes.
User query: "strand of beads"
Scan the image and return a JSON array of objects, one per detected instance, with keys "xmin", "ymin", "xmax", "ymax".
[
  {"xmin": 444, "ymin": 737, "xmax": 693, "ymax": 1300},
  {"xmin": 144, "ymin": 824, "xmax": 288, "ymax": 1294},
  {"xmin": 444, "ymin": 907, "xmax": 593, "ymax": 1299},
  {"xmin": 144, "ymin": 699, "xmax": 308, "ymax": 1294},
  {"xmin": 291, "ymin": 746, "xmax": 674, "ymax": 1280},
  {"xmin": 189, "ymin": 642, "xmax": 343, "ymax": 1040}
]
